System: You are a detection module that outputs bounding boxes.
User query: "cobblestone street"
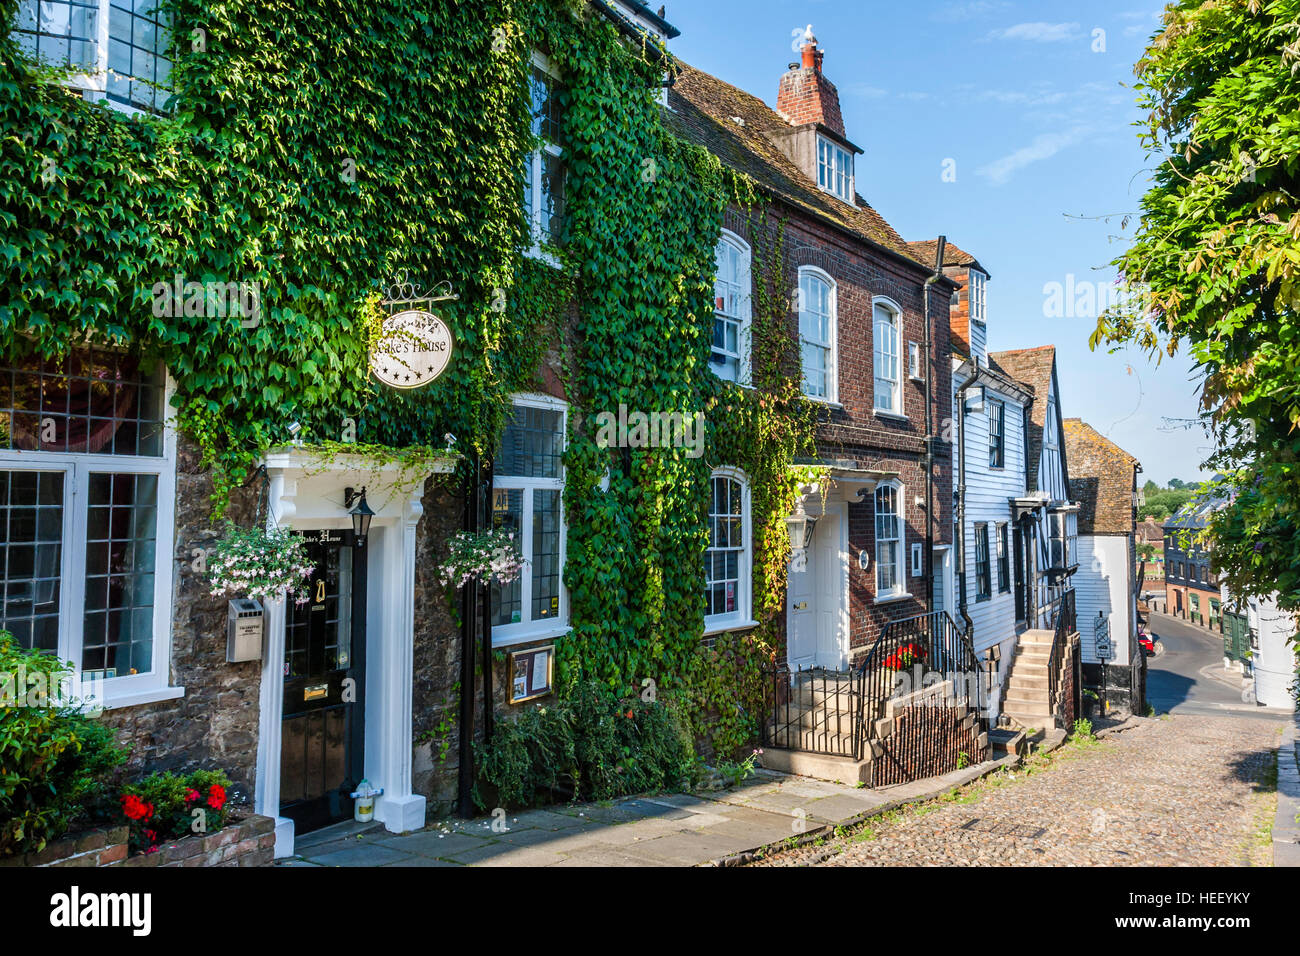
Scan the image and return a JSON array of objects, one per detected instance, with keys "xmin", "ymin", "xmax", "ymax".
[{"xmin": 753, "ymin": 715, "xmax": 1283, "ymax": 867}]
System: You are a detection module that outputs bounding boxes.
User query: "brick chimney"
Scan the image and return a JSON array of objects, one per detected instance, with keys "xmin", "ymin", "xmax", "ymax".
[{"xmin": 776, "ymin": 25, "xmax": 845, "ymax": 137}]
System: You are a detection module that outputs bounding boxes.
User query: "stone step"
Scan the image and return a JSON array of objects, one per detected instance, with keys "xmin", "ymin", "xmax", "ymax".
[
  {"xmin": 1012, "ymin": 661, "xmax": 1049, "ymax": 676},
  {"xmin": 1003, "ymin": 695, "xmax": 1052, "ymax": 717},
  {"xmin": 759, "ymin": 747, "xmax": 874, "ymax": 785},
  {"xmin": 988, "ymin": 727, "xmax": 1027, "ymax": 757},
  {"xmin": 1017, "ymin": 629, "xmax": 1056, "ymax": 646},
  {"xmin": 1008, "ymin": 674, "xmax": 1048, "ymax": 693}
]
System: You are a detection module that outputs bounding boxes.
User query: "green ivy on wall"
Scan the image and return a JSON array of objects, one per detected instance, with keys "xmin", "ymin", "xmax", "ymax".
[{"xmin": 0, "ymin": 0, "xmax": 822, "ymax": 761}]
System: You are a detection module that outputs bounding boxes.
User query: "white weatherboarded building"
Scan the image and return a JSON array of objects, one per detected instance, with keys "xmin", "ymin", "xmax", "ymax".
[{"xmin": 1063, "ymin": 419, "xmax": 1145, "ymax": 714}]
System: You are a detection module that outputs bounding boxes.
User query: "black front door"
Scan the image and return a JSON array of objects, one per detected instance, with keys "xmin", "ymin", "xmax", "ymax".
[
  {"xmin": 1012, "ymin": 525, "xmax": 1026, "ymax": 623},
  {"xmin": 280, "ymin": 529, "xmax": 367, "ymax": 833}
]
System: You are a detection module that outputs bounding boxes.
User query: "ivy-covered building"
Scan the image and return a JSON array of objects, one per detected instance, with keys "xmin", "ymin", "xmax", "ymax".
[{"xmin": 1, "ymin": 0, "xmax": 988, "ymax": 850}]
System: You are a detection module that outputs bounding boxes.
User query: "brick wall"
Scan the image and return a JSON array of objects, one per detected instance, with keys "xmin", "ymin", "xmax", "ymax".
[
  {"xmin": 0, "ymin": 814, "xmax": 275, "ymax": 868},
  {"xmin": 720, "ymin": 200, "xmax": 954, "ymax": 658},
  {"xmin": 774, "ymin": 51, "xmax": 845, "ymax": 135}
]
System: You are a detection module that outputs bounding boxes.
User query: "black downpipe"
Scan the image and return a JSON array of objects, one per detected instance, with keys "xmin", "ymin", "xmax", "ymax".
[
  {"xmin": 480, "ymin": 457, "xmax": 495, "ymax": 744},
  {"xmin": 922, "ymin": 236, "xmax": 945, "ymax": 613},
  {"xmin": 456, "ymin": 454, "xmax": 481, "ymax": 818},
  {"xmin": 955, "ymin": 372, "xmax": 976, "ymax": 639}
]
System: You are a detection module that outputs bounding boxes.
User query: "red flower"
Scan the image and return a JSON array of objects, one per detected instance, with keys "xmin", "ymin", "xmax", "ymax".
[
  {"xmin": 625, "ymin": 709, "xmax": 634, "ymax": 719},
  {"xmin": 185, "ymin": 788, "xmax": 201, "ymax": 803},
  {"xmin": 207, "ymin": 784, "xmax": 226, "ymax": 811},
  {"xmin": 120, "ymin": 794, "xmax": 153, "ymax": 821},
  {"xmin": 883, "ymin": 642, "xmax": 928, "ymax": 670}
]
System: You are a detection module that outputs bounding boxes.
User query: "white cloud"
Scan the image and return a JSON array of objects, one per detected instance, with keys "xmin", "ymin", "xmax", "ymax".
[
  {"xmin": 931, "ymin": 0, "xmax": 1011, "ymax": 22},
  {"xmin": 976, "ymin": 127, "xmax": 1089, "ymax": 184},
  {"xmin": 989, "ymin": 21, "xmax": 1084, "ymax": 42}
]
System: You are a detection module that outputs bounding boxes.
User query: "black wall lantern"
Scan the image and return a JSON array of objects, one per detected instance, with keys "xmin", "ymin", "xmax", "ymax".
[{"xmin": 345, "ymin": 486, "xmax": 375, "ymax": 544}]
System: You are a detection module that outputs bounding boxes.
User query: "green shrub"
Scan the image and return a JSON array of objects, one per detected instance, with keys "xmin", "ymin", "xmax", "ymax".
[
  {"xmin": 118, "ymin": 768, "xmax": 233, "ymax": 854},
  {"xmin": 0, "ymin": 634, "xmax": 128, "ymax": 856},
  {"xmin": 475, "ymin": 681, "xmax": 694, "ymax": 809},
  {"xmin": 474, "ymin": 705, "xmax": 577, "ymax": 809}
]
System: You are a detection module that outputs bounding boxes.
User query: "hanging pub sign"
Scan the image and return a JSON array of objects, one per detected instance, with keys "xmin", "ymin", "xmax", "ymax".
[
  {"xmin": 370, "ymin": 309, "xmax": 454, "ymax": 389},
  {"xmin": 370, "ymin": 275, "xmax": 459, "ymax": 390}
]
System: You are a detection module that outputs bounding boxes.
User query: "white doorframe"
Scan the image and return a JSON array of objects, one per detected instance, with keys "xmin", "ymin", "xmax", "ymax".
[
  {"xmin": 785, "ymin": 497, "xmax": 849, "ymax": 670},
  {"xmin": 252, "ymin": 448, "xmax": 453, "ymax": 857}
]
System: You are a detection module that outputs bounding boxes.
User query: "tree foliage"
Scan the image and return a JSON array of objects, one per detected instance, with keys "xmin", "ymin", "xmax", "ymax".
[{"xmin": 1093, "ymin": 0, "xmax": 1300, "ymax": 618}]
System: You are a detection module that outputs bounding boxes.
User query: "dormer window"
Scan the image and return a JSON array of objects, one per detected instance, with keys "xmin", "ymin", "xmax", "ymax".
[
  {"xmin": 817, "ymin": 136, "xmax": 853, "ymax": 202},
  {"xmin": 969, "ymin": 269, "xmax": 987, "ymax": 324}
]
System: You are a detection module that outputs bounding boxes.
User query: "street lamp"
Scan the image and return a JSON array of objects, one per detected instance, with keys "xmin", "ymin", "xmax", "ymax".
[{"xmin": 344, "ymin": 486, "xmax": 375, "ymax": 545}]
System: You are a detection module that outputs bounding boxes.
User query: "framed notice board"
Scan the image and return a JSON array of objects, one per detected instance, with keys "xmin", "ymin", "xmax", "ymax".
[{"xmin": 508, "ymin": 645, "xmax": 554, "ymax": 704}]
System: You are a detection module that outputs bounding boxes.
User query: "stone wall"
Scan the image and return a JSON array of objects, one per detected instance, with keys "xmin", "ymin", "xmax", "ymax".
[{"xmin": 99, "ymin": 435, "xmax": 263, "ymax": 801}]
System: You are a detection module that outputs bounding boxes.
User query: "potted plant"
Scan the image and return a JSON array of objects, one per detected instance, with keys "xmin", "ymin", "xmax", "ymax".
[
  {"xmin": 882, "ymin": 641, "xmax": 928, "ymax": 671},
  {"xmin": 207, "ymin": 524, "xmax": 316, "ymax": 604}
]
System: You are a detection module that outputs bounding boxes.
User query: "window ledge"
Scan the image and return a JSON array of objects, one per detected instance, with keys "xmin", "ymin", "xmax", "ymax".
[
  {"xmin": 492, "ymin": 624, "xmax": 572, "ymax": 649},
  {"xmin": 703, "ymin": 618, "xmax": 760, "ymax": 638},
  {"xmin": 874, "ymin": 591, "xmax": 913, "ymax": 606},
  {"xmin": 103, "ymin": 685, "xmax": 185, "ymax": 711},
  {"xmin": 873, "ymin": 409, "xmax": 909, "ymax": 423},
  {"xmin": 803, "ymin": 396, "xmax": 843, "ymax": 408}
]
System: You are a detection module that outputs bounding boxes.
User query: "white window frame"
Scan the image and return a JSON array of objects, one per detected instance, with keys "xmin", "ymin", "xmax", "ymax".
[
  {"xmin": 797, "ymin": 266, "xmax": 838, "ymax": 403},
  {"xmin": 524, "ymin": 51, "xmax": 565, "ymax": 263},
  {"xmin": 816, "ymin": 135, "xmax": 854, "ymax": 203},
  {"xmin": 873, "ymin": 296, "xmax": 904, "ymax": 418},
  {"xmin": 704, "ymin": 466, "xmax": 754, "ymax": 635},
  {"xmin": 1044, "ymin": 392, "xmax": 1059, "ymax": 448},
  {"xmin": 988, "ymin": 398, "xmax": 1005, "ymax": 468},
  {"xmin": 12, "ymin": 0, "xmax": 174, "ymax": 116},
  {"xmin": 968, "ymin": 270, "xmax": 987, "ymax": 325},
  {"xmin": 711, "ymin": 230, "xmax": 752, "ymax": 385},
  {"xmin": 874, "ymin": 479, "xmax": 906, "ymax": 601},
  {"xmin": 0, "ymin": 368, "xmax": 181, "ymax": 709},
  {"xmin": 491, "ymin": 392, "xmax": 570, "ymax": 647}
]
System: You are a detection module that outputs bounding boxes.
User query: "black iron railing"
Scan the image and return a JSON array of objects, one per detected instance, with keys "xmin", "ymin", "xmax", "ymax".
[
  {"xmin": 761, "ymin": 611, "xmax": 987, "ymax": 767},
  {"xmin": 762, "ymin": 664, "xmax": 860, "ymax": 757},
  {"xmin": 853, "ymin": 610, "xmax": 983, "ymax": 760},
  {"xmin": 1046, "ymin": 588, "xmax": 1077, "ymax": 715}
]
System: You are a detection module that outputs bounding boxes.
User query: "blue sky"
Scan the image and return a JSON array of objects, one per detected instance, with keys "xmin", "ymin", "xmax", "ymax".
[{"xmin": 669, "ymin": 0, "xmax": 1209, "ymax": 485}]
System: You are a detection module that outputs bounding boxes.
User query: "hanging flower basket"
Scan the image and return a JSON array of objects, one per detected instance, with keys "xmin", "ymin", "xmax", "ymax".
[
  {"xmin": 439, "ymin": 528, "xmax": 526, "ymax": 589},
  {"xmin": 207, "ymin": 524, "xmax": 315, "ymax": 605}
]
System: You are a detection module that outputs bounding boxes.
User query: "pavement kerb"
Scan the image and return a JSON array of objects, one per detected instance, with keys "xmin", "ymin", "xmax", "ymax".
[
  {"xmin": 708, "ymin": 751, "xmax": 1024, "ymax": 867},
  {"xmin": 1273, "ymin": 715, "xmax": 1300, "ymax": 866}
]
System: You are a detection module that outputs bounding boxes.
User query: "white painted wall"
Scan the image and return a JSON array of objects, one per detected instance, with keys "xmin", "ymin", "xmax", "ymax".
[
  {"xmin": 953, "ymin": 365, "xmax": 1027, "ymax": 654},
  {"xmin": 1250, "ymin": 595, "xmax": 1297, "ymax": 710},
  {"xmin": 1074, "ymin": 535, "xmax": 1132, "ymax": 666}
]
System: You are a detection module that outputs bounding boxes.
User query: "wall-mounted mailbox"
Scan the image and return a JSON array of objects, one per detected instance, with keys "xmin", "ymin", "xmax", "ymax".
[{"xmin": 227, "ymin": 599, "xmax": 264, "ymax": 663}]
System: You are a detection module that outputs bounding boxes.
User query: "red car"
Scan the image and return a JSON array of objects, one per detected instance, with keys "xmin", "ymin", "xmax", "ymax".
[{"xmin": 1138, "ymin": 631, "xmax": 1156, "ymax": 656}]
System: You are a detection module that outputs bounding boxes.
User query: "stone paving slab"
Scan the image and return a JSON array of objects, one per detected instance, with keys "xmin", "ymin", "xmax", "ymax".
[{"xmin": 282, "ymin": 752, "xmax": 1017, "ymax": 867}]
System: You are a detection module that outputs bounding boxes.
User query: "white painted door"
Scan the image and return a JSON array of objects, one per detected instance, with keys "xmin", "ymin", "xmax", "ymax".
[
  {"xmin": 786, "ymin": 507, "xmax": 844, "ymax": 669},
  {"xmin": 787, "ymin": 541, "xmax": 816, "ymax": 668},
  {"xmin": 814, "ymin": 511, "xmax": 842, "ymax": 666}
]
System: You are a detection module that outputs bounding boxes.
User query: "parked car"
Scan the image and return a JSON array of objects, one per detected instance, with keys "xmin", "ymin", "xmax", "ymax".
[{"xmin": 1137, "ymin": 630, "xmax": 1156, "ymax": 656}]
